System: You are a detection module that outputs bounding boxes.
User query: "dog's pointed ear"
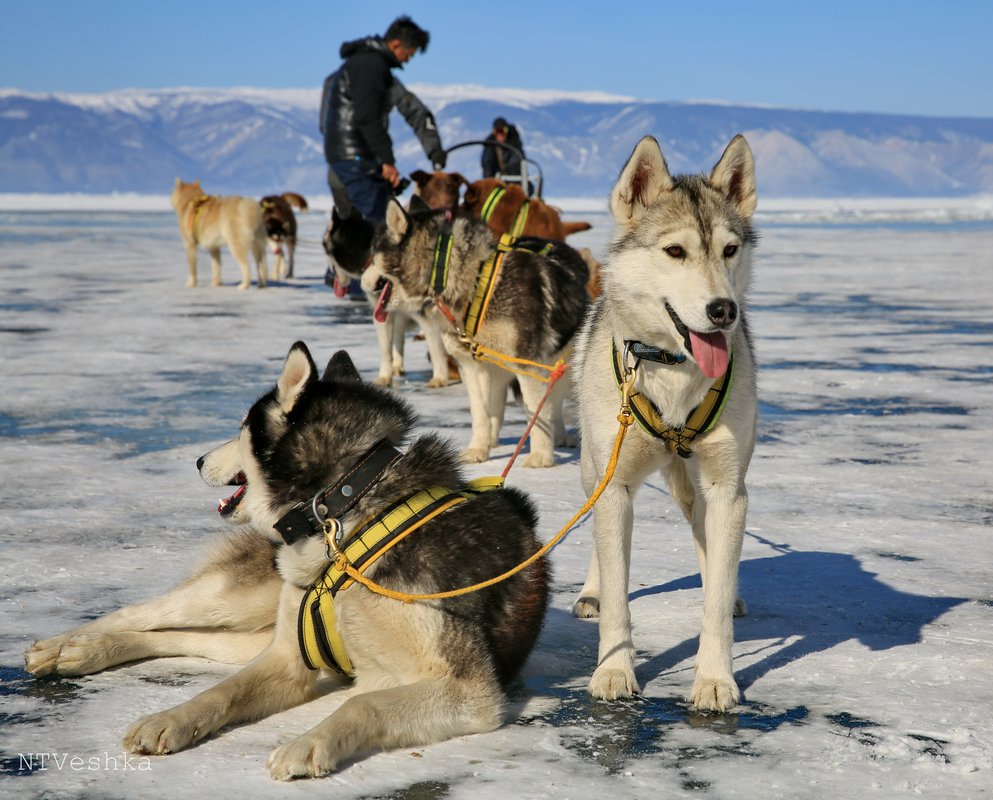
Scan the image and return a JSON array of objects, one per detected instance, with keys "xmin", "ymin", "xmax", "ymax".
[
  {"xmin": 408, "ymin": 193, "xmax": 431, "ymax": 214},
  {"xmin": 277, "ymin": 342, "xmax": 317, "ymax": 413},
  {"xmin": 410, "ymin": 169, "xmax": 430, "ymax": 187},
  {"xmin": 710, "ymin": 134, "xmax": 757, "ymax": 219},
  {"xmin": 450, "ymin": 172, "xmax": 468, "ymax": 187},
  {"xmin": 385, "ymin": 198, "xmax": 409, "ymax": 242},
  {"xmin": 322, "ymin": 350, "xmax": 362, "ymax": 383},
  {"xmin": 610, "ymin": 136, "xmax": 673, "ymax": 226}
]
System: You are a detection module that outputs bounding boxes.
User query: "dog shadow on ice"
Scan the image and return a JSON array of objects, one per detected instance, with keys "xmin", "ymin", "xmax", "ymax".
[{"xmin": 627, "ymin": 534, "xmax": 970, "ymax": 693}]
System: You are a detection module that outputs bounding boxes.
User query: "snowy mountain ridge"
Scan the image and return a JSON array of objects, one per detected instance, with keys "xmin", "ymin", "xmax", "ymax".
[{"xmin": 2, "ymin": 85, "xmax": 992, "ymax": 197}]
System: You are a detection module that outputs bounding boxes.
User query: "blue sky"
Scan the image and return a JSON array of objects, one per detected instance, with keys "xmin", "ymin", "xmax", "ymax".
[{"xmin": 3, "ymin": 0, "xmax": 991, "ymax": 118}]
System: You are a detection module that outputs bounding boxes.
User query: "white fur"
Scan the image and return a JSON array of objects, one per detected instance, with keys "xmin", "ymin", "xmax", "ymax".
[{"xmin": 573, "ymin": 135, "xmax": 758, "ymax": 712}]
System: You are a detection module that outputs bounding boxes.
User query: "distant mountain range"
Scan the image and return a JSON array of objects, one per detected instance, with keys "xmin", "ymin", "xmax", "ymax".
[{"xmin": 2, "ymin": 85, "xmax": 992, "ymax": 198}]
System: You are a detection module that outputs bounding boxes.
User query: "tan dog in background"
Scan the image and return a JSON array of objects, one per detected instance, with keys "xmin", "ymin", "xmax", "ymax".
[{"xmin": 171, "ymin": 179, "xmax": 268, "ymax": 289}]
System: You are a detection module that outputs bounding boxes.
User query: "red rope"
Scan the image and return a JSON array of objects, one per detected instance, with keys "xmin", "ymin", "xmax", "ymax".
[{"xmin": 501, "ymin": 361, "xmax": 568, "ymax": 478}]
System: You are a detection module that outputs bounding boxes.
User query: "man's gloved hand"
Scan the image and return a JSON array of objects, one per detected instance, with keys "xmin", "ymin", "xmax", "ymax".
[{"xmin": 429, "ymin": 149, "xmax": 447, "ymax": 170}]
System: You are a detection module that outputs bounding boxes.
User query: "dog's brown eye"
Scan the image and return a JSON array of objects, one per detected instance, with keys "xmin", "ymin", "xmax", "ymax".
[
  {"xmin": 664, "ymin": 245, "xmax": 685, "ymax": 259},
  {"xmin": 723, "ymin": 244, "xmax": 739, "ymax": 258}
]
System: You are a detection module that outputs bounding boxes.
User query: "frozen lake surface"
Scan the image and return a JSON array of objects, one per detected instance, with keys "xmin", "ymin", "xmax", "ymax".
[{"xmin": 1, "ymin": 197, "xmax": 992, "ymax": 799}]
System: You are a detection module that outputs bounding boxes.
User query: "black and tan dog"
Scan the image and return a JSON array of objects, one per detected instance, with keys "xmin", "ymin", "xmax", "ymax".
[{"xmin": 260, "ymin": 192, "xmax": 308, "ymax": 279}]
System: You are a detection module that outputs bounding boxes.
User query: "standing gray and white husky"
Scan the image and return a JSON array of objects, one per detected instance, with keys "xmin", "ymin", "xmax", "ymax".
[
  {"xmin": 365, "ymin": 198, "xmax": 589, "ymax": 467},
  {"xmin": 26, "ymin": 342, "xmax": 549, "ymax": 778},
  {"xmin": 572, "ymin": 135, "xmax": 758, "ymax": 711}
]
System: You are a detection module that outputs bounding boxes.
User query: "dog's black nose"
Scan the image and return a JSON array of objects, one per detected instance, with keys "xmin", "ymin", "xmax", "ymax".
[
  {"xmin": 707, "ymin": 299, "xmax": 738, "ymax": 328},
  {"xmin": 196, "ymin": 455, "xmax": 205, "ymax": 471}
]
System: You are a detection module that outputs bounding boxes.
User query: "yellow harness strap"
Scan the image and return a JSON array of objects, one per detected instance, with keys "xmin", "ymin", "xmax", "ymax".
[
  {"xmin": 509, "ymin": 200, "xmax": 530, "ymax": 239},
  {"xmin": 462, "ymin": 234, "xmax": 555, "ymax": 339},
  {"xmin": 480, "ymin": 187, "xmax": 506, "ymax": 223},
  {"xmin": 611, "ymin": 341, "xmax": 734, "ymax": 458},
  {"xmin": 189, "ymin": 194, "xmax": 213, "ymax": 245},
  {"xmin": 297, "ymin": 477, "xmax": 504, "ymax": 675}
]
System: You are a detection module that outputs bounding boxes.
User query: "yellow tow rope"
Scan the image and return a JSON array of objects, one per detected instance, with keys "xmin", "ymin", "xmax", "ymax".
[{"xmin": 322, "ymin": 380, "xmax": 638, "ymax": 604}]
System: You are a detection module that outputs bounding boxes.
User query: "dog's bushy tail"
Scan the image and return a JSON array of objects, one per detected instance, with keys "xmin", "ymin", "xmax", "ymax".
[
  {"xmin": 281, "ymin": 192, "xmax": 309, "ymax": 211},
  {"xmin": 563, "ymin": 221, "xmax": 593, "ymax": 236}
]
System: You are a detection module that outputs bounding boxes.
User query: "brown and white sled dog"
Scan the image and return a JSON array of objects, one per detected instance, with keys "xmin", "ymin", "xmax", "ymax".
[
  {"xmin": 25, "ymin": 342, "xmax": 549, "ymax": 779},
  {"xmin": 323, "ymin": 206, "xmax": 453, "ymax": 388},
  {"xmin": 364, "ymin": 197, "xmax": 589, "ymax": 467},
  {"xmin": 171, "ymin": 179, "xmax": 269, "ymax": 289},
  {"xmin": 572, "ymin": 135, "xmax": 758, "ymax": 711}
]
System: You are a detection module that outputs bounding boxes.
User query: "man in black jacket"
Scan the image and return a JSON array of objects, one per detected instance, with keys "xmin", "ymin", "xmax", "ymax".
[{"xmin": 320, "ymin": 16, "xmax": 446, "ymax": 224}]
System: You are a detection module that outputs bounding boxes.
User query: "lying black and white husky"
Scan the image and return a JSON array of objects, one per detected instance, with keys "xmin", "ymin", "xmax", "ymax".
[
  {"xmin": 26, "ymin": 342, "xmax": 549, "ymax": 779},
  {"xmin": 364, "ymin": 197, "xmax": 590, "ymax": 467}
]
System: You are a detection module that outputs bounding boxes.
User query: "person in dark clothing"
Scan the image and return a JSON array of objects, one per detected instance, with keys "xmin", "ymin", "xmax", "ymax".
[
  {"xmin": 320, "ymin": 16, "xmax": 446, "ymax": 224},
  {"xmin": 481, "ymin": 117, "xmax": 525, "ymax": 179}
]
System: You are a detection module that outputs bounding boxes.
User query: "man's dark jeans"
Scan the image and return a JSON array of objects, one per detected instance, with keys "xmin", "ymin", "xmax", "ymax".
[{"xmin": 329, "ymin": 159, "xmax": 391, "ymax": 222}]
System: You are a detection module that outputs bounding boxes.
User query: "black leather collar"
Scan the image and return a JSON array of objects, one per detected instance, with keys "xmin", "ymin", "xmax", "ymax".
[
  {"xmin": 626, "ymin": 340, "xmax": 687, "ymax": 366},
  {"xmin": 273, "ymin": 439, "xmax": 402, "ymax": 545}
]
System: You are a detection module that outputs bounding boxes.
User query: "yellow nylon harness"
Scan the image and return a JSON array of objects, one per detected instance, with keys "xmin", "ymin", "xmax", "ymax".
[
  {"xmin": 611, "ymin": 341, "xmax": 734, "ymax": 457},
  {"xmin": 479, "ymin": 187, "xmax": 530, "ymax": 238},
  {"xmin": 479, "ymin": 187, "xmax": 506, "ymax": 222},
  {"xmin": 188, "ymin": 194, "xmax": 214, "ymax": 245},
  {"xmin": 297, "ymin": 477, "xmax": 504, "ymax": 675},
  {"xmin": 464, "ymin": 233, "xmax": 552, "ymax": 338}
]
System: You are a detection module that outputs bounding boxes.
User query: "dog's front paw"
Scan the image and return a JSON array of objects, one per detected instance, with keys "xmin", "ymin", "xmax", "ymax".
[
  {"xmin": 237, "ymin": 281, "xmax": 250, "ymax": 290},
  {"xmin": 24, "ymin": 636, "xmax": 69, "ymax": 676},
  {"xmin": 373, "ymin": 375, "xmax": 393, "ymax": 387},
  {"xmin": 523, "ymin": 451, "xmax": 556, "ymax": 468},
  {"xmin": 33, "ymin": 633, "xmax": 121, "ymax": 676},
  {"xmin": 185, "ymin": 278, "xmax": 196, "ymax": 288},
  {"xmin": 572, "ymin": 595, "xmax": 600, "ymax": 619},
  {"xmin": 267, "ymin": 734, "xmax": 338, "ymax": 781},
  {"xmin": 689, "ymin": 677, "xmax": 740, "ymax": 712},
  {"xmin": 589, "ymin": 665, "xmax": 640, "ymax": 700},
  {"xmin": 460, "ymin": 446, "xmax": 490, "ymax": 464},
  {"xmin": 123, "ymin": 708, "xmax": 211, "ymax": 755},
  {"xmin": 427, "ymin": 376, "xmax": 448, "ymax": 388}
]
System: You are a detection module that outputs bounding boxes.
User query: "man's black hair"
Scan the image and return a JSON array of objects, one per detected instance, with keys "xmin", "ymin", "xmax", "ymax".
[{"xmin": 384, "ymin": 16, "xmax": 430, "ymax": 53}]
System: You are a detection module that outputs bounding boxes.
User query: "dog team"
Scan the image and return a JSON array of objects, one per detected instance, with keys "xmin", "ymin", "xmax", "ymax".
[{"xmin": 26, "ymin": 13, "xmax": 763, "ymax": 784}]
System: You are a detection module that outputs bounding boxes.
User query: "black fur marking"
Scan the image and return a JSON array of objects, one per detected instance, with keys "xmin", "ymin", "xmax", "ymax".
[{"xmin": 324, "ymin": 208, "xmax": 376, "ymax": 278}]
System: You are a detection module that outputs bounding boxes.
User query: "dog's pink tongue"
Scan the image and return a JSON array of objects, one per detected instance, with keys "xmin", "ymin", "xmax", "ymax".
[
  {"xmin": 689, "ymin": 330, "xmax": 729, "ymax": 379},
  {"xmin": 373, "ymin": 281, "xmax": 392, "ymax": 323},
  {"xmin": 332, "ymin": 274, "xmax": 346, "ymax": 298}
]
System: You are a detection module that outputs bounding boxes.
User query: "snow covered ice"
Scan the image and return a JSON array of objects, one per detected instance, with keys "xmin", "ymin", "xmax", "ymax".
[{"xmin": 1, "ymin": 196, "xmax": 992, "ymax": 798}]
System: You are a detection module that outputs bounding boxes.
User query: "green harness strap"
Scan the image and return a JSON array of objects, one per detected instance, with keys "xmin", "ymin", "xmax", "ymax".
[
  {"xmin": 480, "ymin": 187, "xmax": 506, "ymax": 223},
  {"xmin": 611, "ymin": 341, "xmax": 734, "ymax": 458},
  {"xmin": 297, "ymin": 476, "xmax": 504, "ymax": 675},
  {"xmin": 429, "ymin": 216, "xmax": 454, "ymax": 296},
  {"xmin": 509, "ymin": 200, "xmax": 530, "ymax": 239},
  {"xmin": 480, "ymin": 187, "xmax": 529, "ymax": 239}
]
